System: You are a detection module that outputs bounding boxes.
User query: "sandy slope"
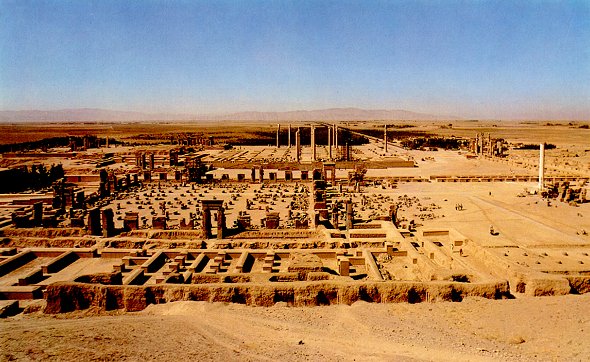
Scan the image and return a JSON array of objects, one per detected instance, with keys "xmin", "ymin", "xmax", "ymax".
[{"xmin": 2, "ymin": 294, "xmax": 589, "ymax": 361}]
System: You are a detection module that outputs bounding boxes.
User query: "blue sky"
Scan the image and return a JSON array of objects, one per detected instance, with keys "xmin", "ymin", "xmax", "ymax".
[{"xmin": 1, "ymin": 0, "xmax": 589, "ymax": 119}]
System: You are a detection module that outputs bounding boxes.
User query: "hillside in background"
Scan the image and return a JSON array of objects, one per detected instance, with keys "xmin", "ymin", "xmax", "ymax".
[{"xmin": 0, "ymin": 107, "xmax": 455, "ymax": 122}]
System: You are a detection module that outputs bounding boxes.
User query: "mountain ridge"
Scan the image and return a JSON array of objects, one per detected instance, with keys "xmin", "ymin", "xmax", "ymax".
[{"xmin": 0, "ymin": 107, "xmax": 457, "ymax": 122}]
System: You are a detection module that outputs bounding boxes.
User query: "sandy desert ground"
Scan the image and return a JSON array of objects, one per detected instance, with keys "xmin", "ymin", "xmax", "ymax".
[{"xmin": 2, "ymin": 293, "xmax": 589, "ymax": 361}]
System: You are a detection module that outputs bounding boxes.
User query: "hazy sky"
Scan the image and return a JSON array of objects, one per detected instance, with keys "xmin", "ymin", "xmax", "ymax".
[{"xmin": 1, "ymin": 0, "xmax": 589, "ymax": 119}]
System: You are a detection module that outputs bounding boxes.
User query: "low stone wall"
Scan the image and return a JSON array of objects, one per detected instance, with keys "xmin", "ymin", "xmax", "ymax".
[
  {"xmin": 1, "ymin": 228, "xmax": 88, "ymax": 238},
  {"xmin": 352, "ymin": 224, "xmax": 381, "ymax": 229},
  {"xmin": 43, "ymin": 280, "xmax": 510, "ymax": 313},
  {"xmin": 349, "ymin": 233, "xmax": 387, "ymax": 238},
  {"xmin": 147, "ymin": 230, "xmax": 206, "ymax": 240},
  {"xmin": 1, "ymin": 237, "xmax": 97, "ymax": 249},
  {"xmin": 210, "ymin": 160, "xmax": 414, "ymax": 170},
  {"xmin": 0, "ymin": 250, "xmax": 36, "ymax": 276},
  {"xmin": 230, "ymin": 230, "xmax": 317, "ymax": 239}
]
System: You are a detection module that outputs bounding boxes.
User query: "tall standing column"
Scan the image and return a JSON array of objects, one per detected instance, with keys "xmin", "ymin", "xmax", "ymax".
[
  {"xmin": 478, "ymin": 133, "xmax": 484, "ymax": 155},
  {"xmin": 311, "ymin": 126, "xmax": 316, "ymax": 161},
  {"xmin": 328, "ymin": 125, "xmax": 332, "ymax": 160},
  {"xmin": 346, "ymin": 200, "xmax": 353, "ymax": 231},
  {"xmin": 288, "ymin": 124, "xmax": 291, "ymax": 148},
  {"xmin": 295, "ymin": 128, "xmax": 301, "ymax": 162},
  {"xmin": 384, "ymin": 124, "xmax": 388, "ymax": 153},
  {"xmin": 539, "ymin": 143, "xmax": 545, "ymax": 191},
  {"xmin": 276, "ymin": 124, "xmax": 280, "ymax": 148},
  {"xmin": 334, "ymin": 125, "xmax": 338, "ymax": 151}
]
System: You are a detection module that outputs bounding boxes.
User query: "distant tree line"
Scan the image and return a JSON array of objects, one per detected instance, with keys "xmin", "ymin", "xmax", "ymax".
[
  {"xmin": 0, "ymin": 136, "xmax": 121, "ymax": 153},
  {"xmin": 514, "ymin": 144, "xmax": 556, "ymax": 150},
  {"xmin": 0, "ymin": 137, "xmax": 69, "ymax": 153},
  {"xmin": 401, "ymin": 137, "xmax": 469, "ymax": 150},
  {"xmin": 0, "ymin": 164, "xmax": 65, "ymax": 193},
  {"xmin": 354, "ymin": 129, "xmax": 426, "ymax": 140}
]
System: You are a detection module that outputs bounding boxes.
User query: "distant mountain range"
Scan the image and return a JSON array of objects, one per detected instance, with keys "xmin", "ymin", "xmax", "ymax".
[
  {"xmin": 0, "ymin": 107, "xmax": 457, "ymax": 122},
  {"xmin": 0, "ymin": 109, "xmax": 187, "ymax": 122},
  {"xmin": 201, "ymin": 108, "xmax": 454, "ymax": 121}
]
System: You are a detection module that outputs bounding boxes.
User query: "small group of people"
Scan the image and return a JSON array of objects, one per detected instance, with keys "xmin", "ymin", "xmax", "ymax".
[{"xmin": 455, "ymin": 203, "xmax": 464, "ymax": 211}]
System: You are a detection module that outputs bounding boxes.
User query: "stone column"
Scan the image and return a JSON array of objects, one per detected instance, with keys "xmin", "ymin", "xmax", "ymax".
[
  {"xmin": 384, "ymin": 124, "xmax": 388, "ymax": 153},
  {"xmin": 328, "ymin": 125, "xmax": 332, "ymax": 160},
  {"xmin": 276, "ymin": 124, "xmax": 280, "ymax": 148},
  {"xmin": 288, "ymin": 124, "xmax": 291, "ymax": 148},
  {"xmin": 539, "ymin": 143, "xmax": 545, "ymax": 191},
  {"xmin": 311, "ymin": 126, "xmax": 316, "ymax": 161},
  {"xmin": 346, "ymin": 200, "xmax": 353, "ymax": 231},
  {"xmin": 481, "ymin": 133, "xmax": 484, "ymax": 155},
  {"xmin": 295, "ymin": 128, "xmax": 301, "ymax": 162},
  {"xmin": 334, "ymin": 125, "xmax": 338, "ymax": 150}
]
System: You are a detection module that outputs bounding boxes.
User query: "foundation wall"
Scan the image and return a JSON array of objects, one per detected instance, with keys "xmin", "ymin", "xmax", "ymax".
[
  {"xmin": 43, "ymin": 279, "xmax": 510, "ymax": 313},
  {"xmin": 466, "ymin": 242, "xmax": 578, "ymax": 296}
]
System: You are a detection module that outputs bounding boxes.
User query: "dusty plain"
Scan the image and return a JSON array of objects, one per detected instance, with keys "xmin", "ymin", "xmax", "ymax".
[{"xmin": 1, "ymin": 294, "xmax": 589, "ymax": 362}]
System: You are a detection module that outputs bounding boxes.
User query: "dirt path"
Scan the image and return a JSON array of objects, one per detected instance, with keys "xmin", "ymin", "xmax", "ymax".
[{"xmin": 2, "ymin": 294, "xmax": 589, "ymax": 361}]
